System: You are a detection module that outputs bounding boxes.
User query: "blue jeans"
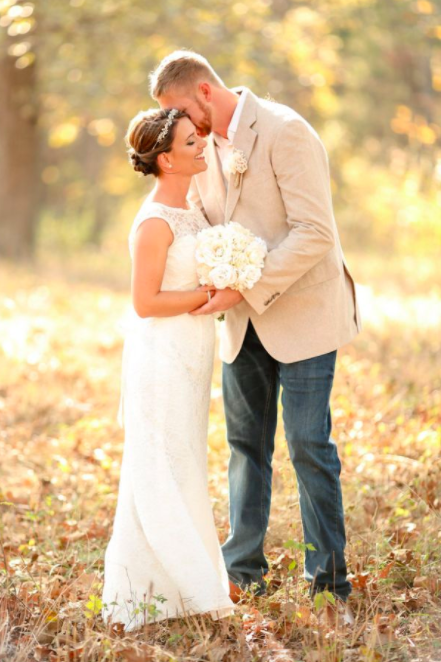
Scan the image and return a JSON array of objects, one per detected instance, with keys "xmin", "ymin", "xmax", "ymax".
[{"xmin": 221, "ymin": 320, "xmax": 351, "ymax": 600}]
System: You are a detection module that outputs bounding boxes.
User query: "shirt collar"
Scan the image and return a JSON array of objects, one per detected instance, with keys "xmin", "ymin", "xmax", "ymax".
[
  {"xmin": 213, "ymin": 89, "xmax": 248, "ymax": 146},
  {"xmin": 227, "ymin": 88, "xmax": 248, "ymax": 142}
]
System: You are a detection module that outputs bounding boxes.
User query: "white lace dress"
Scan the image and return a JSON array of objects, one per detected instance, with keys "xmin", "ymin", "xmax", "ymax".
[{"xmin": 102, "ymin": 199, "xmax": 234, "ymax": 630}]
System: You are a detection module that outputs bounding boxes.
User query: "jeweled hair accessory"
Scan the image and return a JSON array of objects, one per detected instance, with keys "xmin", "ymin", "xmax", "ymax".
[{"xmin": 153, "ymin": 108, "xmax": 179, "ymax": 148}]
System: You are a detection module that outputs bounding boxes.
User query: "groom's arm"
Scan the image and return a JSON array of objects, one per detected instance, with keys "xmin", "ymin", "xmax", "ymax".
[{"xmin": 242, "ymin": 118, "xmax": 336, "ymax": 315}]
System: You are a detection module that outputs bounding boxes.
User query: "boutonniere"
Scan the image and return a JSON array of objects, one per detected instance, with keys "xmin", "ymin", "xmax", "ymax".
[{"xmin": 226, "ymin": 148, "xmax": 248, "ymax": 188}]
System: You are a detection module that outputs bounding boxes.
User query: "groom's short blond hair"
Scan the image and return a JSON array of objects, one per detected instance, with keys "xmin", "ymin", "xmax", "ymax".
[{"xmin": 150, "ymin": 50, "xmax": 224, "ymax": 99}]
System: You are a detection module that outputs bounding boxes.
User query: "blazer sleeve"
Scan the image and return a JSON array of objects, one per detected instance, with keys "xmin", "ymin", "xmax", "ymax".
[{"xmin": 242, "ymin": 118, "xmax": 336, "ymax": 315}]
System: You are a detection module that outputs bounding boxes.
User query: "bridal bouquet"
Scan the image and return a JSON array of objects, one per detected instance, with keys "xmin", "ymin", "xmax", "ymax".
[{"xmin": 195, "ymin": 222, "xmax": 267, "ymax": 293}]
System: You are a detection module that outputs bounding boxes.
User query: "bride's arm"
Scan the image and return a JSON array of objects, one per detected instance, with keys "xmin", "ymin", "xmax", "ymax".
[{"xmin": 131, "ymin": 217, "xmax": 214, "ymax": 318}]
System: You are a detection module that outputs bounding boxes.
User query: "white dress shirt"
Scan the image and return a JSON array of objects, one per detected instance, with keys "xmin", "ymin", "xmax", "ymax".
[{"xmin": 213, "ymin": 89, "xmax": 248, "ymax": 186}]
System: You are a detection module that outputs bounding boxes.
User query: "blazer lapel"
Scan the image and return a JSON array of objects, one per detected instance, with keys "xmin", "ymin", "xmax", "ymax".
[
  {"xmin": 225, "ymin": 89, "xmax": 258, "ymax": 223},
  {"xmin": 209, "ymin": 134, "xmax": 227, "ymax": 213},
  {"xmin": 197, "ymin": 134, "xmax": 227, "ymax": 226}
]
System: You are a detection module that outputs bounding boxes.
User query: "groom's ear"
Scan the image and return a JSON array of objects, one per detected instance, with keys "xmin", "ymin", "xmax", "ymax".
[{"xmin": 198, "ymin": 82, "xmax": 212, "ymax": 102}]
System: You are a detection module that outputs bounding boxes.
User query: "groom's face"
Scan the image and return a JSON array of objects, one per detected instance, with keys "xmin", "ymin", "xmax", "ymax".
[{"xmin": 158, "ymin": 88, "xmax": 213, "ymax": 137}]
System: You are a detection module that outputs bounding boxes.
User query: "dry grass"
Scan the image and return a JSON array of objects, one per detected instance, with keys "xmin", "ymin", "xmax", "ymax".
[{"xmin": 0, "ymin": 252, "xmax": 440, "ymax": 662}]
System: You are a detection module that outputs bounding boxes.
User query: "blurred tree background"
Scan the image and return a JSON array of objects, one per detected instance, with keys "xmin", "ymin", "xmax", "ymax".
[
  {"xmin": 1, "ymin": 3, "xmax": 441, "ymax": 658},
  {"xmin": 0, "ymin": 0, "xmax": 440, "ymax": 262}
]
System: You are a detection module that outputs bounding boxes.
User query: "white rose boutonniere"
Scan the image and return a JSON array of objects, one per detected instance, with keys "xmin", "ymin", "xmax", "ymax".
[{"xmin": 225, "ymin": 148, "xmax": 248, "ymax": 187}]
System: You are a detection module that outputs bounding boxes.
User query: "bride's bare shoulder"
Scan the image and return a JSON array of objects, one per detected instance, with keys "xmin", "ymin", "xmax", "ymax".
[{"xmin": 133, "ymin": 213, "xmax": 174, "ymax": 244}]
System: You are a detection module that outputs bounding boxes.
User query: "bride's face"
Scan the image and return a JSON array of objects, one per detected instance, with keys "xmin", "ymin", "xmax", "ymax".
[{"xmin": 163, "ymin": 116, "xmax": 208, "ymax": 175}]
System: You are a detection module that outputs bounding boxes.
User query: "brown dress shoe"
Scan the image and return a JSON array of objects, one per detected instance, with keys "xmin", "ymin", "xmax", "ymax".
[{"xmin": 229, "ymin": 580, "xmax": 244, "ymax": 604}]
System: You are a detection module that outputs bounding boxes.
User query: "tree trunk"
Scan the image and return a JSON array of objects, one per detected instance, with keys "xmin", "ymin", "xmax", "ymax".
[{"xmin": 0, "ymin": 37, "xmax": 39, "ymax": 259}]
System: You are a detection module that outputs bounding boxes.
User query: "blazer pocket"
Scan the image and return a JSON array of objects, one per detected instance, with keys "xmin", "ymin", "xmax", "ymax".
[{"xmin": 288, "ymin": 251, "xmax": 342, "ymax": 293}]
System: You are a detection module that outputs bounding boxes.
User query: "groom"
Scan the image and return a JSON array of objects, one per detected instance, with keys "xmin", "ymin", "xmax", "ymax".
[{"xmin": 150, "ymin": 51, "xmax": 361, "ymax": 604}]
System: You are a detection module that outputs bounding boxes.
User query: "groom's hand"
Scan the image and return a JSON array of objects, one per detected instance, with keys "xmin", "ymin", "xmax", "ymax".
[{"xmin": 190, "ymin": 286, "xmax": 244, "ymax": 315}]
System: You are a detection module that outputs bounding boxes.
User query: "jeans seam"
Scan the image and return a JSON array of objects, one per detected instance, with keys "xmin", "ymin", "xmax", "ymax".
[
  {"xmin": 327, "ymin": 384, "xmax": 344, "ymax": 592},
  {"xmin": 328, "ymin": 418, "xmax": 339, "ymax": 543},
  {"xmin": 259, "ymin": 365, "xmax": 275, "ymax": 558},
  {"xmin": 328, "ymin": 358, "xmax": 339, "ymax": 543},
  {"xmin": 332, "ymin": 440, "xmax": 338, "ymax": 593}
]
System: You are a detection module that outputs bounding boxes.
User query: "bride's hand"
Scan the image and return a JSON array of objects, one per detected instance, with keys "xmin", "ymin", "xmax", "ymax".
[{"xmin": 191, "ymin": 287, "xmax": 243, "ymax": 315}]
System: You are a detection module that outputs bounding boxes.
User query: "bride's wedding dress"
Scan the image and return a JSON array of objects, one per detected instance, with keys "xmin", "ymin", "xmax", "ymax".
[{"xmin": 102, "ymin": 199, "xmax": 233, "ymax": 630}]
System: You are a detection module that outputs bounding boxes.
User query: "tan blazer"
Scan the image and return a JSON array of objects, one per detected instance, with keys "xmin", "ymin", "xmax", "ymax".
[{"xmin": 189, "ymin": 87, "xmax": 362, "ymax": 364}]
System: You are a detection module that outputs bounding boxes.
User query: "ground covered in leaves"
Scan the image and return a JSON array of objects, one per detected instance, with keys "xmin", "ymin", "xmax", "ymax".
[{"xmin": 0, "ymin": 253, "xmax": 440, "ymax": 662}]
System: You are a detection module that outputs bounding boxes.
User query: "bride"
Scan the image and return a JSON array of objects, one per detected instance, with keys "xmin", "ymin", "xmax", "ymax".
[{"xmin": 102, "ymin": 107, "xmax": 234, "ymax": 630}]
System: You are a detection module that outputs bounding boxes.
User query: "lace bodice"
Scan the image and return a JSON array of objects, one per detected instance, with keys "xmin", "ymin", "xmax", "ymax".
[
  {"xmin": 128, "ymin": 199, "xmax": 210, "ymax": 259},
  {"xmin": 127, "ymin": 199, "xmax": 211, "ymax": 295}
]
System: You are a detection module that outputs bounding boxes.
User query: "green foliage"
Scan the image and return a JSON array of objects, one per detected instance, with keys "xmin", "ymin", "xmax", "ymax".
[
  {"xmin": 284, "ymin": 539, "xmax": 317, "ymax": 575},
  {"xmin": 85, "ymin": 594, "xmax": 103, "ymax": 617},
  {"xmin": 313, "ymin": 590, "xmax": 336, "ymax": 610},
  {"xmin": 284, "ymin": 539, "xmax": 317, "ymax": 552}
]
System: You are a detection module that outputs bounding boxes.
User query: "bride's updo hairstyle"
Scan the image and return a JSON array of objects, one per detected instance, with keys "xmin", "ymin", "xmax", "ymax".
[{"xmin": 125, "ymin": 108, "xmax": 188, "ymax": 177}]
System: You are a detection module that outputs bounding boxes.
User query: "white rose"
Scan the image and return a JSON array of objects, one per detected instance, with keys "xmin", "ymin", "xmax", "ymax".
[
  {"xmin": 244, "ymin": 248, "xmax": 262, "ymax": 266},
  {"xmin": 231, "ymin": 252, "xmax": 248, "ymax": 270},
  {"xmin": 197, "ymin": 263, "xmax": 214, "ymax": 285},
  {"xmin": 245, "ymin": 247, "xmax": 266, "ymax": 268},
  {"xmin": 235, "ymin": 265, "xmax": 262, "ymax": 291},
  {"xmin": 209, "ymin": 264, "xmax": 238, "ymax": 289},
  {"xmin": 196, "ymin": 239, "xmax": 232, "ymax": 267},
  {"xmin": 252, "ymin": 237, "xmax": 268, "ymax": 255},
  {"xmin": 227, "ymin": 222, "xmax": 252, "ymax": 240}
]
